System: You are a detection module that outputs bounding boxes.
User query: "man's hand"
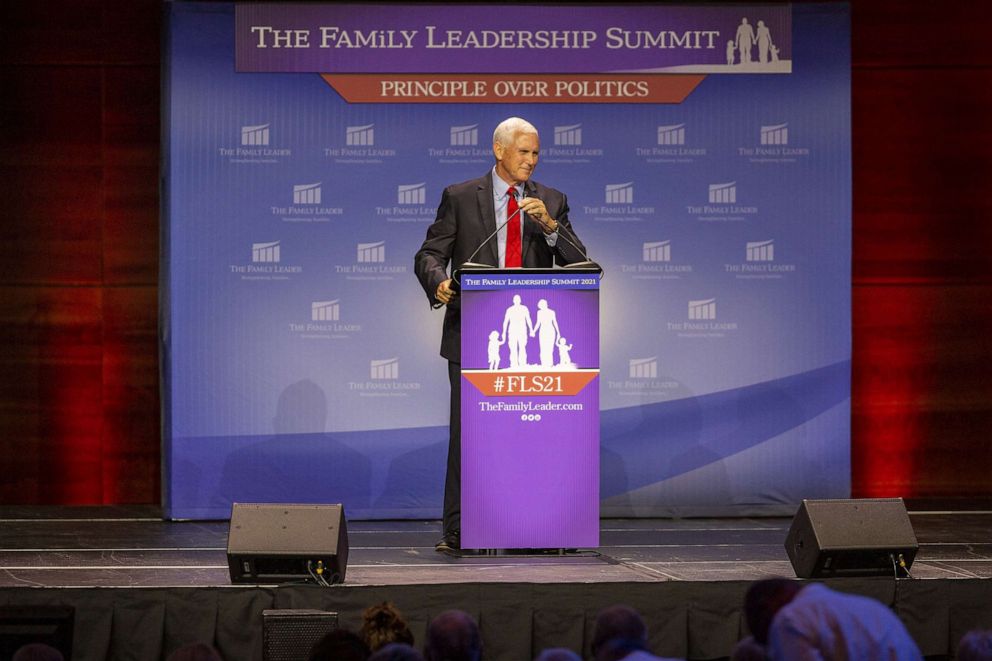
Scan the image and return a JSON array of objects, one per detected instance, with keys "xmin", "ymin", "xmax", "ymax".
[
  {"xmin": 519, "ymin": 197, "xmax": 559, "ymax": 234},
  {"xmin": 436, "ymin": 279, "xmax": 456, "ymax": 305}
]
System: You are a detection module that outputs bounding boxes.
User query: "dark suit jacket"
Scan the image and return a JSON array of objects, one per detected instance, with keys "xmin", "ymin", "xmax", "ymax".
[{"xmin": 414, "ymin": 171, "xmax": 587, "ymax": 362}]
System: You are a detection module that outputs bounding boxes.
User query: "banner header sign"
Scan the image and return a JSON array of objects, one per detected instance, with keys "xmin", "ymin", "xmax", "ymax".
[{"xmin": 236, "ymin": 3, "xmax": 792, "ymax": 74}]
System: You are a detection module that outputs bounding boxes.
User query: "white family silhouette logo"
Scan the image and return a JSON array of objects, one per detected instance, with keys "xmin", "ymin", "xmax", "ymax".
[
  {"xmin": 486, "ymin": 295, "xmax": 576, "ymax": 371},
  {"xmin": 727, "ymin": 17, "xmax": 778, "ymax": 66}
]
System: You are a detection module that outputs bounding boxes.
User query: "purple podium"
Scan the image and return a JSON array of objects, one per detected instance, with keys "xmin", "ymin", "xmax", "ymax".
[{"xmin": 458, "ymin": 268, "xmax": 600, "ymax": 550}]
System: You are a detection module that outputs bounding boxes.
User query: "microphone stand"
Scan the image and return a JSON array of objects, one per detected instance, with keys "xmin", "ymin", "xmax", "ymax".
[{"xmin": 449, "ymin": 204, "xmax": 603, "ymax": 298}]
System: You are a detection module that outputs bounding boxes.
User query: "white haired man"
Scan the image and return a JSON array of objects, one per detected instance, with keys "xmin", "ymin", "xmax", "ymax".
[
  {"xmin": 744, "ymin": 578, "xmax": 922, "ymax": 660},
  {"xmin": 414, "ymin": 117, "xmax": 587, "ymax": 552}
]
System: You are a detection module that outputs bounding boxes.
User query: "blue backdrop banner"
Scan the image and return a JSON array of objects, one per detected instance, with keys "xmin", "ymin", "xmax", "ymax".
[{"xmin": 163, "ymin": 2, "xmax": 851, "ymax": 520}]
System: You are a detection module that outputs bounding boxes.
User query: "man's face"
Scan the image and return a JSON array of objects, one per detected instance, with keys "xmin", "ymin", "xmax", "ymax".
[{"xmin": 493, "ymin": 131, "xmax": 540, "ymax": 185}]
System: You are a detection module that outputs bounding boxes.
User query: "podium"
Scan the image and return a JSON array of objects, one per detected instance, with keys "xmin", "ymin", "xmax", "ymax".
[{"xmin": 456, "ymin": 267, "xmax": 601, "ymax": 550}]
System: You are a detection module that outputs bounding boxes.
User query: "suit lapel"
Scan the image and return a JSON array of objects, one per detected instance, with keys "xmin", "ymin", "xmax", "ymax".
[{"xmin": 477, "ymin": 172, "xmax": 499, "ymax": 267}]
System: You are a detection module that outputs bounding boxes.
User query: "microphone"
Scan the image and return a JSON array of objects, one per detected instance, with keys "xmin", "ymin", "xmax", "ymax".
[
  {"xmin": 450, "ymin": 200, "xmax": 604, "ymax": 298},
  {"xmin": 515, "ymin": 187, "xmax": 600, "ymax": 273},
  {"xmin": 461, "ymin": 206, "xmax": 523, "ymax": 269},
  {"xmin": 549, "ymin": 221, "xmax": 602, "ymax": 275},
  {"xmin": 452, "ymin": 206, "xmax": 526, "ymax": 291}
]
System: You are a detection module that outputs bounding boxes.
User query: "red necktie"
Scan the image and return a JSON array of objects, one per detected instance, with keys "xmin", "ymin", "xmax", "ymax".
[{"xmin": 505, "ymin": 187, "xmax": 521, "ymax": 267}]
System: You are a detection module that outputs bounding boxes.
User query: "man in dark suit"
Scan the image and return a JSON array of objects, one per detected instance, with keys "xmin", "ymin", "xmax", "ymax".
[{"xmin": 414, "ymin": 117, "xmax": 587, "ymax": 552}]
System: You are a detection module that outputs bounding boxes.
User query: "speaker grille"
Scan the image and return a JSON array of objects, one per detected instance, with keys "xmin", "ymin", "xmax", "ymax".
[{"xmin": 262, "ymin": 609, "xmax": 338, "ymax": 661}]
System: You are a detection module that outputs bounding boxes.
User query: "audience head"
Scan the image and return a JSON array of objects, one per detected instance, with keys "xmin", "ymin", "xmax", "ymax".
[
  {"xmin": 744, "ymin": 578, "xmax": 803, "ymax": 645},
  {"xmin": 362, "ymin": 602, "xmax": 415, "ymax": 651},
  {"xmin": 424, "ymin": 610, "xmax": 481, "ymax": 661},
  {"xmin": 369, "ymin": 643, "xmax": 425, "ymax": 661},
  {"xmin": 309, "ymin": 629, "xmax": 371, "ymax": 661},
  {"xmin": 535, "ymin": 648, "xmax": 581, "ymax": 661},
  {"xmin": 959, "ymin": 630, "xmax": 992, "ymax": 661},
  {"xmin": 730, "ymin": 636, "xmax": 766, "ymax": 661},
  {"xmin": 12, "ymin": 644, "xmax": 64, "ymax": 661},
  {"xmin": 591, "ymin": 605, "xmax": 649, "ymax": 661}
]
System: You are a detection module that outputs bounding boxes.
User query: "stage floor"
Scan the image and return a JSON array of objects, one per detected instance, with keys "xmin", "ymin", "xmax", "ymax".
[
  {"xmin": 1, "ymin": 506, "xmax": 990, "ymax": 588},
  {"xmin": 2, "ymin": 507, "xmax": 991, "ymax": 660}
]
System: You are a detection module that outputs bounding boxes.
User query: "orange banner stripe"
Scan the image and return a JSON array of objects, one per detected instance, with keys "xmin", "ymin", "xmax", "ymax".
[
  {"xmin": 321, "ymin": 73, "xmax": 705, "ymax": 104},
  {"xmin": 463, "ymin": 371, "xmax": 599, "ymax": 397}
]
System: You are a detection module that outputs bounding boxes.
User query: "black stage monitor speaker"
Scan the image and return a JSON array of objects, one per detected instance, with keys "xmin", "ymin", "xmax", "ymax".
[
  {"xmin": 785, "ymin": 498, "xmax": 918, "ymax": 578},
  {"xmin": 0, "ymin": 605, "xmax": 74, "ymax": 661},
  {"xmin": 227, "ymin": 503, "xmax": 348, "ymax": 584},
  {"xmin": 262, "ymin": 609, "xmax": 338, "ymax": 661}
]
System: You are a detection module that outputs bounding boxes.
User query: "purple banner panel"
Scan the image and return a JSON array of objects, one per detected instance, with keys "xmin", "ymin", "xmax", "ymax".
[
  {"xmin": 460, "ymin": 272, "xmax": 600, "ymax": 549},
  {"xmin": 236, "ymin": 3, "xmax": 791, "ymax": 74}
]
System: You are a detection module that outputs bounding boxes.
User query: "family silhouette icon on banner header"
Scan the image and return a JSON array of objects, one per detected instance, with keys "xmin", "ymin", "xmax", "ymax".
[
  {"xmin": 486, "ymin": 295, "xmax": 576, "ymax": 371},
  {"xmin": 727, "ymin": 17, "xmax": 779, "ymax": 66}
]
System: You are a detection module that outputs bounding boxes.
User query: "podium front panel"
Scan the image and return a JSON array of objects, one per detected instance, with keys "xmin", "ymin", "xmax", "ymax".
[{"xmin": 460, "ymin": 269, "xmax": 600, "ymax": 549}]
